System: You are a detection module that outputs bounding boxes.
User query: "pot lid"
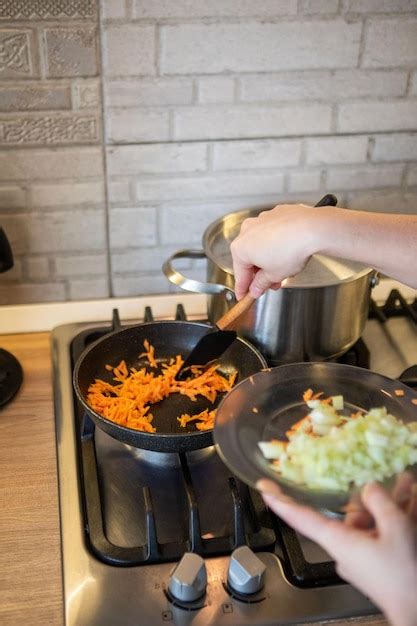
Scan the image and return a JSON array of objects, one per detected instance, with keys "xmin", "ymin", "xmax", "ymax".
[{"xmin": 204, "ymin": 208, "xmax": 373, "ymax": 288}]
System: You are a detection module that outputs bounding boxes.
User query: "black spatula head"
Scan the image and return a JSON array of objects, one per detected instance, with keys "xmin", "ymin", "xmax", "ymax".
[{"xmin": 176, "ymin": 329, "xmax": 237, "ymax": 380}]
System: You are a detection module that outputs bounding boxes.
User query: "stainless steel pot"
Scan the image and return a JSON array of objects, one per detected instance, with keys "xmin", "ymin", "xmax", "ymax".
[{"xmin": 163, "ymin": 207, "xmax": 377, "ymax": 364}]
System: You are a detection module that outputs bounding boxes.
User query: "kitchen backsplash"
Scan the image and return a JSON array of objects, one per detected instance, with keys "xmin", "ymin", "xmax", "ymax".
[{"xmin": 0, "ymin": 0, "xmax": 416, "ymax": 304}]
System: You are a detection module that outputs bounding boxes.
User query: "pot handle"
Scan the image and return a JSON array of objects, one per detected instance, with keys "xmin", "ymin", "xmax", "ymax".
[{"xmin": 162, "ymin": 249, "xmax": 236, "ymax": 301}]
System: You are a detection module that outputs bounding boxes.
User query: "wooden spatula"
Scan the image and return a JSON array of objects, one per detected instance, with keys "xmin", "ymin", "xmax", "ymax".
[{"xmin": 175, "ymin": 293, "xmax": 256, "ymax": 379}]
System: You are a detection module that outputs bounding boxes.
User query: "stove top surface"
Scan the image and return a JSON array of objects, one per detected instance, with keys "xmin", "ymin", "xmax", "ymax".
[{"xmin": 52, "ymin": 293, "xmax": 417, "ymax": 626}]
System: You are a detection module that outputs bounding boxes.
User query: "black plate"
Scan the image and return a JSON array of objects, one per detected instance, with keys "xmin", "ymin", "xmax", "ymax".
[{"xmin": 214, "ymin": 362, "xmax": 417, "ymax": 512}]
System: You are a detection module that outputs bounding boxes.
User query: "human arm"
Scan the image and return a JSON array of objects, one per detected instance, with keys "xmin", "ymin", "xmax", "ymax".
[
  {"xmin": 230, "ymin": 205, "xmax": 417, "ymax": 299},
  {"xmin": 257, "ymin": 478, "xmax": 417, "ymax": 626}
]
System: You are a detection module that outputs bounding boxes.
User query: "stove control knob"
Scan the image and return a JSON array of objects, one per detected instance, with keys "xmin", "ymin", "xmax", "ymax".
[
  {"xmin": 227, "ymin": 546, "xmax": 266, "ymax": 595},
  {"xmin": 168, "ymin": 553, "xmax": 207, "ymax": 602}
]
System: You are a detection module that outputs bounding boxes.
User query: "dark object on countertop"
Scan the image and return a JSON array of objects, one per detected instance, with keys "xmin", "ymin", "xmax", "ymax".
[
  {"xmin": 0, "ymin": 227, "xmax": 24, "ymax": 407},
  {"xmin": 0, "ymin": 227, "xmax": 13, "ymax": 273},
  {"xmin": 0, "ymin": 348, "xmax": 23, "ymax": 408}
]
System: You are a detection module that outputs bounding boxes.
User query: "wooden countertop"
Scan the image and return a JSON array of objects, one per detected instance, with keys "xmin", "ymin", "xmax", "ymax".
[
  {"xmin": 0, "ymin": 331, "xmax": 387, "ymax": 626},
  {"xmin": 0, "ymin": 332, "xmax": 63, "ymax": 626}
]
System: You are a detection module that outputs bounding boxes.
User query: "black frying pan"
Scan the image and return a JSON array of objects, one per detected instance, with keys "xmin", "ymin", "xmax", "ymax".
[{"xmin": 73, "ymin": 321, "xmax": 266, "ymax": 453}]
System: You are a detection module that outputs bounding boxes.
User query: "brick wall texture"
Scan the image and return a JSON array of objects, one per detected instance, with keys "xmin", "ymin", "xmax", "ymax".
[{"xmin": 1, "ymin": 0, "xmax": 416, "ymax": 303}]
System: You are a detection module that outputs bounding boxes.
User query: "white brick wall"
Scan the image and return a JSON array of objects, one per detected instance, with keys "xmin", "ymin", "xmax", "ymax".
[
  {"xmin": 197, "ymin": 77, "xmax": 236, "ymax": 104},
  {"xmin": 407, "ymin": 164, "xmax": 417, "ymax": 186},
  {"xmin": 212, "ymin": 139, "xmax": 302, "ymax": 170},
  {"xmin": 240, "ymin": 70, "xmax": 407, "ymax": 102},
  {"xmin": 0, "ymin": 283, "xmax": 66, "ymax": 305},
  {"xmin": 108, "ymin": 179, "xmax": 131, "ymax": 203},
  {"xmin": 132, "ymin": 0, "xmax": 298, "ymax": 19},
  {"xmin": 173, "ymin": 104, "xmax": 332, "ymax": 141},
  {"xmin": 287, "ymin": 170, "xmax": 322, "ymax": 193},
  {"xmin": 2, "ymin": 210, "xmax": 106, "ymax": 254},
  {"xmin": 410, "ymin": 72, "xmax": 417, "ymax": 95},
  {"xmin": 105, "ymin": 78, "xmax": 193, "ymax": 107},
  {"xmin": 112, "ymin": 246, "xmax": 192, "ymax": 274},
  {"xmin": 112, "ymin": 274, "xmax": 174, "ymax": 297},
  {"xmin": 68, "ymin": 277, "xmax": 109, "ymax": 300},
  {"xmin": 0, "ymin": 148, "xmax": 103, "ymax": 181},
  {"xmin": 31, "ymin": 181, "xmax": 105, "ymax": 207},
  {"xmin": 362, "ymin": 18, "xmax": 417, "ymax": 68},
  {"xmin": 306, "ymin": 136, "xmax": 369, "ymax": 165},
  {"xmin": 160, "ymin": 21, "xmax": 362, "ymax": 74},
  {"xmin": 108, "ymin": 207, "xmax": 158, "ymax": 247},
  {"xmin": 25, "ymin": 256, "xmax": 50, "ymax": 279},
  {"xmin": 107, "ymin": 108, "xmax": 170, "ymax": 142},
  {"xmin": 54, "ymin": 253, "xmax": 108, "ymax": 277},
  {"xmin": 0, "ymin": 186, "xmax": 26, "ymax": 209},
  {"xmin": 102, "ymin": 25, "xmax": 155, "ymax": 76},
  {"xmin": 136, "ymin": 172, "xmax": 285, "ymax": 202},
  {"xmin": 347, "ymin": 190, "xmax": 417, "ymax": 214},
  {"xmin": 346, "ymin": 0, "xmax": 417, "ymax": 13},
  {"xmin": 302, "ymin": 0, "xmax": 339, "ymax": 13},
  {"xmin": 337, "ymin": 101, "xmax": 417, "ymax": 133},
  {"xmin": 107, "ymin": 144, "xmax": 208, "ymax": 175},
  {"xmin": 371, "ymin": 133, "xmax": 417, "ymax": 162},
  {"xmin": 326, "ymin": 164, "xmax": 404, "ymax": 190}
]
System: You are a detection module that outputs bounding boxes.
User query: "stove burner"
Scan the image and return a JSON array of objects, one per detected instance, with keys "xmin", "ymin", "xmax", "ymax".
[
  {"xmin": 80, "ymin": 411, "xmax": 275, "ymax": 566},
  {"xmin": 0, "ymin": 348, "xmax": 23, "ymax": 408}
]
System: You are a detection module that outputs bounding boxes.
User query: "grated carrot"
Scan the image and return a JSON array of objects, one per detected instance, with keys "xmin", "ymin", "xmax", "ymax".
[
  {"xmin": 177, "ymin": 409, "xmax": 216, "ymax": 431},
  {"xmin": 139, "ymin": 339, "xmax": 157, "ymax": 368},
  {"xmin": 286, "ymin": 415, "xmax": 311, "ymax": 438},
  {"xmin": 87, "ymin": 340, "xmax": 237, "ymax": 433}
]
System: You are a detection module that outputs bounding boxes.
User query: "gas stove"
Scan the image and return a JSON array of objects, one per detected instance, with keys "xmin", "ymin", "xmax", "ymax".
[{"xmin": 52, "ymin": 290, "xmax": 417, "ymax": 626}]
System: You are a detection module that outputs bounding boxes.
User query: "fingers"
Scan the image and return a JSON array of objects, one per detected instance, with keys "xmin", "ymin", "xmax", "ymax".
[
  {"xmin": 343, "ymin": 490, "xmax": 372, "ymax": 529},
  {"xmin": 361, "ymin": 482, "xmax": 408, "ymax": 536},
  {"xmin": 231, "ymin": 248, "xmax": 255, "ymax": 300},
  {"xmin": 392, "ymin": 471, "xmax": 414, "ymax": 509},
  {"xmin": 249, "ymin": 269, "xmax": 279, "ymax": 298},
  {"xmin": 256, "ymin": 480, "xmax": 351, "ymax": 557},
  {"xmin": 406, "ymin": 483, "xmax": 417, "ymax": 523},
  {"xmin": 345, "ymin": 475, "xmax": 417, "ymax": 530},
  {"xmin": 345, "ymin": 509, "xmax": 374, "ymax": 530}
]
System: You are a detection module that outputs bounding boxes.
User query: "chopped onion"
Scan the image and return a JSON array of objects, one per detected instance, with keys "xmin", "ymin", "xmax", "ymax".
[
  {"xmin": 331, "ymin": 395, "xmax": 344, "ymax": 411},
  {"xmin": 259, "ymin": 395, "xmax": 417, "ymax": 492}
]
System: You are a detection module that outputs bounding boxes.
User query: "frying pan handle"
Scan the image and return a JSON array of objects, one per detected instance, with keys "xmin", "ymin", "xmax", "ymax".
[{"xmin": 162, "ymin": 249, "xmax": 236, "ymax": 301}]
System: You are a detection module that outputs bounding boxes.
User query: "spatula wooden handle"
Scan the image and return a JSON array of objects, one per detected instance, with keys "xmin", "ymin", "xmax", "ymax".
[{"xmin": 216, "ymin": 293, "xmax": 256, "ymax": 331}]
